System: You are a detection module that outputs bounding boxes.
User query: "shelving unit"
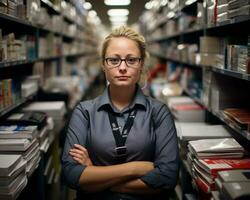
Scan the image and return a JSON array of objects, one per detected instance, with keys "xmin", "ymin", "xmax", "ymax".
[
  {"xmin": 0, "ymin": 1, "xmax": 100, "ymax": 200},
  {"xmin": 141, "ymin": 0, "xmax": 250, "ymax": 199}
]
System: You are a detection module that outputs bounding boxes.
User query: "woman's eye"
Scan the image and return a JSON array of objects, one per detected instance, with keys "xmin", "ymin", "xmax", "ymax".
[
  {"xmin": 127, "ymin": 58, "xmax": 136, "ymax": 63},
  {"xmin": 110, "ymin": 58, "xmax": 119, "ymax": 63}
]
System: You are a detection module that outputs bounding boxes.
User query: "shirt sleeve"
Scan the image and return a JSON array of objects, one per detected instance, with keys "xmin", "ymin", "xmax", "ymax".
[
  {"xmin": 61, "ymin": 103, "xmax": 89, "ymax": 189},
  {"xmin": 140, "ymin": 104, "xmax": 180, "ymax": 190}
]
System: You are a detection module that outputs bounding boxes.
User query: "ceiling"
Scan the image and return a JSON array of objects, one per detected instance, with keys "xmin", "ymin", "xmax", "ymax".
[{"xmin": 86, "ymin": 0, "xmax": 149, "ymax": 27}]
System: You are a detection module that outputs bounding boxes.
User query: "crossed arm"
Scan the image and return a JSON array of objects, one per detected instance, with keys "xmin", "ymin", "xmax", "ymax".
[{"xmin": 69, "ymin": 144, "xmax": 162, "ymax": 194}]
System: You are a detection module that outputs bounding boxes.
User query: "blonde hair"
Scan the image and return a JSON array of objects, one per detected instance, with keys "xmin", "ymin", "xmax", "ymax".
[{"xmin": 101, "ymin": 26, "xmax": 148, "ymax": 62}]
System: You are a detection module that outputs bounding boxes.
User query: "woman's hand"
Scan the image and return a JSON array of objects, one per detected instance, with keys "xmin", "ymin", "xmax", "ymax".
[{"xmin": 69, "ymin": 144, "xmax": 93, "ymax": 166}]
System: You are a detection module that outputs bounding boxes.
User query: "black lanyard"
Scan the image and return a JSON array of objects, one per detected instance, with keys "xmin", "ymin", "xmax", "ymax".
[{"xmin": 108, "ymin": 109, "xmax": 137, "ymax": 162}]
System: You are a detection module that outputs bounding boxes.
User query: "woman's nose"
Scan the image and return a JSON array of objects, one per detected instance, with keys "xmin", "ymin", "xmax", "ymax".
[{"xmin": 118, "ymin": 60, "xmax": 127, "ymax": 71}]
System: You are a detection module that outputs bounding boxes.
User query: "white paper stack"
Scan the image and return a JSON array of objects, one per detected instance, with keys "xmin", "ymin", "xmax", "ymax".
[
  {"xmin": 167, "ymin": 96, "xmax": 205, "ymax": 122},
  {"xmin": 0, "ymin": 138, "xmax": 34, "ymax": 151},
  {"xmin": 188, "ymin": 138, "xmax": 245, "ymax": 159},
  {"xmin": 21, "ymin": 140, "xmax": 40, "ymax": 177},
  {"xmin": 22, "ymin": 101, "xmax": 66, "ymax": 134},
  {"xmin": 0, "ymin": 154, "xmax": 27, "ymax": 200},
  {"xmin": 175, "ymin": 122, "xmax": 232, "ymax": 142},
  {"xmin": 0, "ymin": 125, "xmax": 38, "ymax": 140},
  {"xmin": 175, "ymin": 122, "xmax": 232, "ymax": 159},
  {"xmin": 167, "ymin": 96, "xmax": 195, "ymax": 108},
  {"xmin": 0, "ymin": 137, "xmax": 41, "ymax": 178}
]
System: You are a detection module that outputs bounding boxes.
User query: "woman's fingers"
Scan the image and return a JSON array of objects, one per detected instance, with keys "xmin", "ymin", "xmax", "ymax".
[
  {"xmin": 69, "ymin": 145, "xmax": 93, "ymax": 166},
  {"xmin": 74, "ymin": 144, "xmax": 88, "ymax": 154},
  {"xmin": 72, "ymin": 156, "xmax": 83, "ymax": 165},
  {"xmin": 69, "ymin": 151, "xmax": 86, "ymax": 160},
  {"xmin": 70, "ymin": 148, "xmax": 86, "ymax": 156}
]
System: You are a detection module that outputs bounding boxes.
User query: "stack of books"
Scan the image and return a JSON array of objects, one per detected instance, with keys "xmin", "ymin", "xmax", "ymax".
[
  {"xmin": 228, "ymin": 0, "xmax": 250, "ymax": 19},
  {"xmin": 213, "ymin": 169, "xmax": 250, "ymax": 199},
  {"xmin": 222, "ymin": 108, "xmax": 250, "ymax": 132},
  {"xmin": 0, "ymin": 154, "xmax": 27, "ymax": 200},
  {"xmin": 0, "ymin": 124, "xmax": 41, "ymax": 176},
  {"xmin": 217, "ymin": 0, "xmax": 229, "ymax": 23},
  {"xmin": 176, "ymin": 122, "xmax": 232, "ymax": 159},
  {"xmin": 167, "ymin": 96, "xmax": 205, "ymax": 122},
  {"xmin": 22, "ymin": 101, "xmax": 66, "ymax": 134},
  {"xmin": 187, "ymin": 138, "xmax": 249, "ymax": 197}
]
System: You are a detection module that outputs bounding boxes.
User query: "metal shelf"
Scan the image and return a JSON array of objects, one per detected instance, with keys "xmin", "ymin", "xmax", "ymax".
[
  {"xmin": 149, "ymin": 51, "xmax": 202, "ymax": 68},
  {"xmin": 0, "ymin": 59, "xmax": 36, "ymax": 68},
  {"xmin": 211, "ymin": 68, "xmax": 250, "ymax": 81},
  {"xmin": 0, "ymin": 13, "xmax": 36, "ymax": 28},
  {"xmin": 41, "ymin": 0, "xmax": 61, "ymax": 14},
  {"xmin": 0, "ymin": 93, "xmax": 36, "ymax": 118}
]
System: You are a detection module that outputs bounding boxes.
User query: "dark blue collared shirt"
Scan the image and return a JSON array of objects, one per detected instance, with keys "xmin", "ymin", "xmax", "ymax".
[{"xmin": 62, "ymin": 85, "xmax": 179, "ymax": 199}]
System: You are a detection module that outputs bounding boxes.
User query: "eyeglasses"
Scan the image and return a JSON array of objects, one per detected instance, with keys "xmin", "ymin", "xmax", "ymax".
[{"xmin": 104, "ymin": 57, "xmax": 142, "ymax": 69}]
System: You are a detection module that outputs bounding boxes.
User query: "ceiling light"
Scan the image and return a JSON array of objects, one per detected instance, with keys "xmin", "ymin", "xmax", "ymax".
[
  {"xmin": 109, "ymin": 16, "xmax": 128, "ymax": 22},
  {"xmin": 88, "ymin": 10, "xmax": 97, "ymax": 18},
  {"xmin": 107, "ymin": 9, "xmax": 129, "ymax": 17},
  {"xmin": 83, "ymin": 2, "xmax": 92, "ymax": 10},
  {"xmin": 185, "ymin": 0, "xmax": 196, "ymax": 6},
  {"xmin": 104, "ymin": 0, "xmax": 131, "ymax": 6},
  {"xmin": 145, "ymin": 2, "xmax": 153, "ymax": 10}
]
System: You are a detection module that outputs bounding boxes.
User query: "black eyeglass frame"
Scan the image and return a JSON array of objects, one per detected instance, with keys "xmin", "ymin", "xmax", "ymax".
[{"xmin": 104, "ymin": 57, "xmax": 142, "ymax": 69}]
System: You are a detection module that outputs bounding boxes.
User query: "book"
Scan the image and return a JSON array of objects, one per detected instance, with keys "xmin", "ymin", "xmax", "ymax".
[
  {"xmin": 0, "ymin": 125, "xmax": 38, "ymax": 139},
  {"xmin": 172, "ymin": 103, "xmax": 205, "ymax": 122},
  {"xmin": 0, "ymin": 158, "xmax": 26, "ymax": 186},
  {"xmin": 0, "ymin": 154, "xmax": 22, "ymax": 176},
  {"xmin": 222, "ymin": 108, "xmax": 250, "ymax": 132},
  {"xmin": 195, "ymin": 158, "xmax": 250, "ymax": 177},
  {"xmin": 0, "ymin": 138, "xmax": 35, "ymax": 151},
  {"xmin": 2, "ymin": 111, "xmax": 47, "ymax": 130},
  {"xmin": 0, "ymin": 173, "xmax": 27, "ymax": 200},
  {"xmin": 218, "ymin": 170, "xmax": 250, "ymax": 183},
  {"xmin": 22, "ymin": 101, "xmax": 66, "ymax": 120},
  {"xmin": 176, "ymin": 123, "xmax": 231, "ymax": 142},
  {"xmin": 188, "ymin": 138, "xmax": 244, "ymax": 159},
  {"xmin": 0, "ymin": 171, "xmax": 26, "ymax": 193},
  {"xmin": 221, "ymin": 182, "xmax": 250, "ymax": 200}
]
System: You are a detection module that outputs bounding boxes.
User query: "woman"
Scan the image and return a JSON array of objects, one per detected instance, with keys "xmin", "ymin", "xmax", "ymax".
[{"xmin": 62, "ymin": 26, "xmax": 179, "ymax": 200}]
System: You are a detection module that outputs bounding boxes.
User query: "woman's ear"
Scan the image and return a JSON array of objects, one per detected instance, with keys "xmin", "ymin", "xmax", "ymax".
[{"xmin": 102, "ymin": 66, "xmax": 105, "ymax": 72}]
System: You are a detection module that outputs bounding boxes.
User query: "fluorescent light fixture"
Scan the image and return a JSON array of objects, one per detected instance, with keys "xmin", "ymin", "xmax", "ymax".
[
  {"xmin": 145, "ymin": 2, "xmax": 153, "ymax": 10},
  {"xmin": 107, "ymin": 9, "xmax": 129, "ymax": 17},
  {"xmin": 167, "ymin": 11, "xmax": 175, "ymax": 19},
  {"xmin": 83, "ymin": 2, "xmax": 92, "ymax": 10},
  {"xmin": 109, "ymin": 16, "xmax": 128, "ymax": 22},
  {"xmin": 88, "ymin": 10, "xmax": 97, "ymax": 18},
  {"xmin": 161, "ymin": 0, "xmax": 168, "ymax": 6},
  {"xmin": 185, "ymin": 0, "xmax": 197, "ymax": 6},
  {"xmin": 111, "ymin": 21, "xmax": 127, "ymax": 27},
  {"xmin": 104, "ymin": 0, "xmax": 131, "ymax": 6}
]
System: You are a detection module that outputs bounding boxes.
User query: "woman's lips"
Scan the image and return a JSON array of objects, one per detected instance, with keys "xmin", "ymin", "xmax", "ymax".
[{"xmin": 116, "ymin": 76, "xmax": 130, "ymax": 80}]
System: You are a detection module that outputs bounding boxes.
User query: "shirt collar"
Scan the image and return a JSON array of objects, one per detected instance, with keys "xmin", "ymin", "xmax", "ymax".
[{"xmin": 97, "ymin": 84, "xmax": 147, "ymax": 112}]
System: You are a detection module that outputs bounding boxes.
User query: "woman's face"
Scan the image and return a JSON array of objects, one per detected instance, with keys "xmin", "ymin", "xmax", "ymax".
[{"xmin": 103, "ymin": 37, "xmax": 143, "ymax": 88}]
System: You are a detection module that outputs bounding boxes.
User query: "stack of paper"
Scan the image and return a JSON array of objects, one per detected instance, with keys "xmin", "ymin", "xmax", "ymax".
[
  {"xmin": 0, "ymin": 125, "xmax": 38, "ymax": 140},
  {"xmin": 22, "ymin": 101, "xmax": 66, "ymax": 120},
  {"xmin": 0, "ymin": 137, "xmax": 41, "ymax": 178},
  {"xmin": 0, "ymin": 138, "xmax": 34, "ymax": 151},
  {"xmin": 171, "ymin": 103, "xmax": 205, "ymax": 122},
  {"xmin": 167, "ymin": 96, "xmax": 205, "ymax": 122},
  {"xmin": 175, "ymin": 122, "xmax": 232, "ymax": 159},
  {"xmin": 188, "ymin": 138, "xmax": 244, "ymax": 159},
  {"xmin": 21, "ymin": 140, "xmax": 40, "ymax": 177},
  {"xmin": 214, "ymin": 169, "xmax": 250, "ymax": 199},
  {"xmin": 176, "ymin": 122, "xmax": 231, "ymax": 141},
  {"xmin": 222, "ymin": 182, "xmax": 250, "ymax": 200},
  {"xmin": 0, "ymin": 154, "xmax": 27, "ymax": 200},
  {"xmin": 192, "ymin": 158, "xmax": 250, "ymax": 194},
  {"xmin": 167, "ymin": 96, "xmax": 195, "ymax": 108},
  {"xmin": 22, "ymin": 101, "xmax": 66, "ymax": 133}
]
